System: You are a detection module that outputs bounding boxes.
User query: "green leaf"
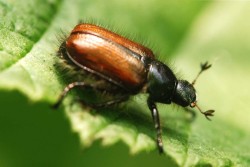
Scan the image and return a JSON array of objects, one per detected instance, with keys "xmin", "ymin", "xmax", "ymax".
[{"xmin": 1, "ymin": 0, "xmax": 250, "ymax": 167}]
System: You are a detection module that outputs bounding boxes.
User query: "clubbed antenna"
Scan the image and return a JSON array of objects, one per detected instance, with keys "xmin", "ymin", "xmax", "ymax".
[
  {"xmin": 192, "ymin": 61, "xmax": 212, "ymax": 85},
  {"xmin": 190, "ymin": 102, "xmax": 215, "ymax": 121},
  {"xmin": 191, "ymin": 61, "xmax": 214, "ymax": 120}
]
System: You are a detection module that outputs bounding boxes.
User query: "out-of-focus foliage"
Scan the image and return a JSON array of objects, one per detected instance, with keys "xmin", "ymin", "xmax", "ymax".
[{"xmin": 1, "ymin": 0, "xmax": 250, "ymax": 166}]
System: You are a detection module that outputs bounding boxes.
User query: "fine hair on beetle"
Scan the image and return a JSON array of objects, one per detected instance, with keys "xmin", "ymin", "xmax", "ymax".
[
  {"xmin": 53, "ymin": 22, "xmax": 215, "ymax": 154},
  {"xmin": 54, "ymin": 40, "xmax": 128, "ymax": 105},
  {"xmin": 54, "ymin": 33, "xmax": 94, "ymax": 105},
  {"xmin": 55, "ymin": 42, "xmax": 126, "ymax": 106},
  {"xmin": 54, "ymin": 21, "xmax": 157, "ymax": 105}
]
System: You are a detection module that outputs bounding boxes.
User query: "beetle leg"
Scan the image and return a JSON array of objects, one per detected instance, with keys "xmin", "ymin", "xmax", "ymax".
[
  {"xmin": 53, "ymin": 81, "xmax": 96, "ymax": 109},
  {"xmin": 147, "ymin": 98, "xmax": 164, "ymax": 154},
  {"xmin": 81, "ymin": 95, "xmax": 129, "ymax": 108}
]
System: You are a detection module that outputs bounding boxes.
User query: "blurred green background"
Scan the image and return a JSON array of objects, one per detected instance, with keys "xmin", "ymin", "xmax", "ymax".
[{"xmin": 1, "ymin": 0, "xmax": 250, "ymax": 166}]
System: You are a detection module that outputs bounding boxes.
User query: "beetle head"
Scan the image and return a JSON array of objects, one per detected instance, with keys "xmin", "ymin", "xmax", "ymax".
[
  {"xmin": 172, "ymin": 80, "xmax": 196, "ymax": 107},
  {"xmin": 172, "ymin": 62, "xmax": 215, "ymax": 120}
]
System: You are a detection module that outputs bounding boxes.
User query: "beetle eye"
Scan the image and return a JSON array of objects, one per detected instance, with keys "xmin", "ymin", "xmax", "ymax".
[{"xmin": 190, "ymin": 93, "xmax": 197, "ymax": 108}]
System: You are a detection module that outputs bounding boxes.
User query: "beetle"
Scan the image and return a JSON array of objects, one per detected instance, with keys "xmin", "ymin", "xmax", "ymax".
[{"xmin": 53, "ymin": 23, "xmax": 215, "ymax": 154}]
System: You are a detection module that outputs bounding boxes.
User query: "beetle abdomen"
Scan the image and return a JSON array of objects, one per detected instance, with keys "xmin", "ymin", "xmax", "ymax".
[{"xmin": 65, "ymin": 30, "xmax": 148, "ymax": 92}]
